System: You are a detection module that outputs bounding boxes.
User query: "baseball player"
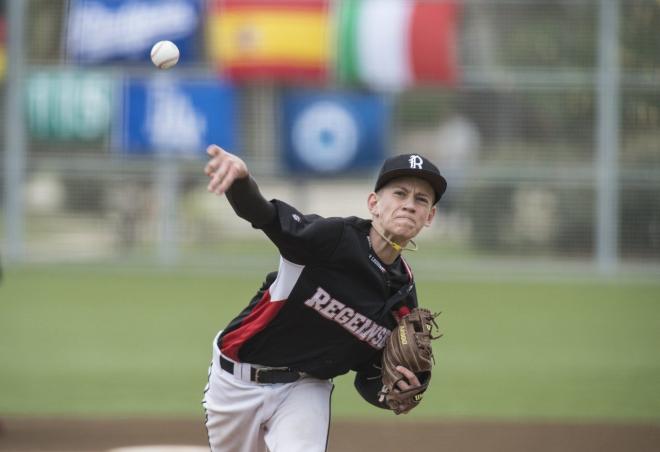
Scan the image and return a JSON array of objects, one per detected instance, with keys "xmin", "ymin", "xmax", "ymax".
[{"xmin": 202, "ymin": 146, "xmax": 447, "ymax": 452}]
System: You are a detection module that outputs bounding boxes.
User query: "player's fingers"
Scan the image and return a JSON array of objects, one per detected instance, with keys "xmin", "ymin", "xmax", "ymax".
[
  {"xmin": 215, "ymin": 166, "xmax": 240, "ymax": 195},
  {"xmin": 396, "ymin": 366, "xmax": 421, "ymax": 387},
  {"xmin": 208, "ymin": 160, "xmax": 233, "ymax": 194},
  {"xmin": 207, "ymin": 164, "xmax": 226, "ymax": 193},
  {"xmin": 206, "ymin": 144, "xmax": 223, "ymax": 157},
  {"xmin": 208, "ymin": 172, "xmax": 225, "ymax": 194},
  {"xmin": 205, "ymin": 147, "xmax": 227, "ymax": 176},
  {"xmin": 204, "ymin": 160, "xmax": 217, "ymax": 176},
  {"xmin": 205, "ymin": 157, "xmax": 225, "ymax": 177},
  {"xmin": 205, "ymin": 152, "xmax": 223, "ymax": 175},
  {"xmin": 396, "ymin": 379, "xmax": 411, "ymax": 392}
]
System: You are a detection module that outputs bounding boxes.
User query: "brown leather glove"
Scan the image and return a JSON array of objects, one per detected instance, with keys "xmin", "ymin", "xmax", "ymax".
[{"xmin": 378, "ymin": 308, "xmax": 441, "ymax": 414}]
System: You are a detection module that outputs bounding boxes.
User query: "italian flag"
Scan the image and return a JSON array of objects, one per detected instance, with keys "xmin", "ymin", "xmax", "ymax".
[{"xmin": 338, "ymin": 0, "xmax": 460, "ymax": 91}]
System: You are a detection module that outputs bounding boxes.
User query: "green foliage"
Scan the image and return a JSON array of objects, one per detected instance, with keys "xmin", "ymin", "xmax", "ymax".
[{"xmin": 1, "ymin": 267, "xmax": 659, "ymax": 422}]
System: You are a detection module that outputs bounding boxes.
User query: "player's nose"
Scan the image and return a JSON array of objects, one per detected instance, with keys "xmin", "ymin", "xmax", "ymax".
[{"xmin": 402, "ymin": 195, "xmax": 416, "ymax": 211}]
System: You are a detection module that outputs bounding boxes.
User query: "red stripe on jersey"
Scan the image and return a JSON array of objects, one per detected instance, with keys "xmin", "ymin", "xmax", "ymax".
[
  {"xmin": 220, "ymin": 289, "xmax": 287, "ymax": 361},
  {"xmin": 399, "ymin": 256, "xmax": 415, "ymax": 315},
  {"xmin": 400, "ymin": 256, "xmax": 414, "ymax": 282}
]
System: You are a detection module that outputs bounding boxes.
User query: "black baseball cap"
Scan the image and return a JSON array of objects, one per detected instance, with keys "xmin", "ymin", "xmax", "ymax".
[{"xmin": 374, "ymin": 154, "xmax": 447, "ymax": 204}]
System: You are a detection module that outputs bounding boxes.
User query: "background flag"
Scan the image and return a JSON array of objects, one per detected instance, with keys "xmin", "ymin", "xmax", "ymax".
[
  {"xmin": 338, "ymin": 0, "xmax": 460, "ymax": 91},
  {"xmin": 208, "ymin": 0, "xmax": 330, "ymax": 82}
]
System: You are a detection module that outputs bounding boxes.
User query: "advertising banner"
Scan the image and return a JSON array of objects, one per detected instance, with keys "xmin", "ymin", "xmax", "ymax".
[
  {"xmin": 281, "ymin": 90, "xmax": 388, "ymax": 174},
  {"xmin": 26, "ymin": 70, "xmax": 115, "ymax": 141},
  {"xmin": 117, "ymin": 77, "xmax": 238, "ymax": 157},
  {"xmin": 67, "ymin": 0, "xmax": 202, "ymax": 64}
]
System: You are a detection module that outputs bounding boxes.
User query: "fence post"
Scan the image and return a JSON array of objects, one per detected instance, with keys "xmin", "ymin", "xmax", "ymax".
[
  {"xmin": 156, "ymin": 153, "xmax": 180, "ymax": 267},
  {"xmin": 3, "ymin": 0, "xmax": 27, "ymax": 263},
  {"xmin": 595, "ymin": 0, "xmax": 621, "ymax": 274}
]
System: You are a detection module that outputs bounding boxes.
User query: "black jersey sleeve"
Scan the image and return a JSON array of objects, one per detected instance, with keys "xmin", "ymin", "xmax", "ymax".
[
  {"xmin": 225, "ymin": 176, "xmax": 276, "ymax": 228},
  {"xmin": 259, "ymin": 200, "xmax": 344, "ymax": 265}
]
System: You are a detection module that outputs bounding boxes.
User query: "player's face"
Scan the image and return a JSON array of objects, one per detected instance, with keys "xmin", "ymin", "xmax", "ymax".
[{"xmin": 369, "ymin": 177, "xmax": 437, "ymax": 242}]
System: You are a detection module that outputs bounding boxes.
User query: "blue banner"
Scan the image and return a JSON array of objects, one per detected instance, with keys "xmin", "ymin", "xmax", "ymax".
[
  {"xmin": 281, "ymin": 91, "xmax": 389, "ymax": 174},
  {"xmin": 67, "ymin": 0, "xmax": 202, "ymax": 64},
  {"xmin": 116, "ymin": 77, "xmax": 238, "ymax": 157}
]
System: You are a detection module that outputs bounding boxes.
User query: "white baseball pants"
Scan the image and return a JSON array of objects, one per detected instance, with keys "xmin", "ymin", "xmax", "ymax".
[{"xmin": 202, "ymin": 333, "xmax": 334, "ymax": 452}]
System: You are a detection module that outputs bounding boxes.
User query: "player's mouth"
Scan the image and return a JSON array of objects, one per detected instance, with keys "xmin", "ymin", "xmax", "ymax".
[{"xmin": 394, "ymin": 216, "xmax": 416, "ymax": 225}]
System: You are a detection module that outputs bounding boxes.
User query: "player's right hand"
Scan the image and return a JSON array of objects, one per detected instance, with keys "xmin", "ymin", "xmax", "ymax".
[
  {"xmin": 205, "ymin": 145, "xmax": 249, "ymax": 195},
  {"xmin": 394, "ymin": 365, "xmax": 422, "ymax": 392}
]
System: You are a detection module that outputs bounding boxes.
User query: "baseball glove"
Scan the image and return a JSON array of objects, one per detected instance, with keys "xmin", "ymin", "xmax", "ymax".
[{"xmin": 378, "ymin": 308, "xmax": 441, "ymax": 414}]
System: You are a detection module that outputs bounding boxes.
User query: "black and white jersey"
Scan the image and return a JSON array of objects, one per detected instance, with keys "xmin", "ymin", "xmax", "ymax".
[{"xmin": 218, "ymin": 199, "xmax": 418, "ymax": 381}]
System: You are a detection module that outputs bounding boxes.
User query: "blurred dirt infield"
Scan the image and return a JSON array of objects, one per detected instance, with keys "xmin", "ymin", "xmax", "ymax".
[{"xmin": 1, "ymin": 417, "xmax": 659, "ymax": 452}]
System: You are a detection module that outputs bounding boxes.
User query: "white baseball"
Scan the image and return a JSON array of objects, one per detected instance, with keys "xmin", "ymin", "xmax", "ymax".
[{"xmin": 150, "ymin": 40, "xmax": 180, "ymax": 69}]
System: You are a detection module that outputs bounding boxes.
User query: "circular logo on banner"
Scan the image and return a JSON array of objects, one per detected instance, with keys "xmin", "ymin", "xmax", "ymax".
[{"xmin": 292, "ymin": 101, "xmax": 359, "ymax": 172}]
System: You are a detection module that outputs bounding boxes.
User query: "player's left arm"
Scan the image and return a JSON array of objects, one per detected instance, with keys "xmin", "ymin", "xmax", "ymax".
[
  {"xmin": 354, "ymin": 362, "xmax": 389, "ymax": 409},
  {"xmin": 354, "ymin": 361, "xmax": 422, "ymax": 410}
]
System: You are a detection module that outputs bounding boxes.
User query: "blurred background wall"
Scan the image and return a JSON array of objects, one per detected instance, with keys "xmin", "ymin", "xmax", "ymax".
[{"xmin": 1, "ymin": 0, "xmax": 659, "ymax": 277}]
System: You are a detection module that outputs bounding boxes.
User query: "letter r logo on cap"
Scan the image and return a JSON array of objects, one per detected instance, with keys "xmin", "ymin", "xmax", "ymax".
[{"xmin": 408, "ymin": 155, "xmax": 423, "ymax": 169}]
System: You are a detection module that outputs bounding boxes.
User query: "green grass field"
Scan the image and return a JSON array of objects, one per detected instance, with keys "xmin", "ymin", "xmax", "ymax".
[{"xmin": 1, "ymin": 265, "xmax": 659, "ymax": 422}]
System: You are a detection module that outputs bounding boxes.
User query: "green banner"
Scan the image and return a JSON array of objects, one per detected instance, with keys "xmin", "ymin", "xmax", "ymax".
[{"xmin": 26, "ymin": 71, "xmax": 114, "ymax": 141}]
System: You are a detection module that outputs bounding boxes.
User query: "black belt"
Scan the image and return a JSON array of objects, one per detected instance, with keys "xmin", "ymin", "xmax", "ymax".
[{"xmin": 219, "ymin": 355, "xmax": 303, "ymax": 384}]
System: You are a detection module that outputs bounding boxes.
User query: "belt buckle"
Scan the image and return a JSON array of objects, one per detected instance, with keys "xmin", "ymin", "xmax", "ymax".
[{"xmin": 254, "ymin": 366, "xmax": 294, "ymax": 384}]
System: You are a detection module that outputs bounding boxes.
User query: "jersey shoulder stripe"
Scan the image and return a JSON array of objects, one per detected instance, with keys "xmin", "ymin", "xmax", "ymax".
[
  {"xmin": 269, "ymin": 257, "xmax": 305, "ymax": 301},
  {"xmin": 400, "ymin": 255, "xmax": 414, "ymax": 281},
  {"xmin": 220, "ymin": 257, "xmax": 305, "ymax": 360}
]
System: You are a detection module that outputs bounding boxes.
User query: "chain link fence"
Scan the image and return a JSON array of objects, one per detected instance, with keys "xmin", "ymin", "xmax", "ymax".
[{"xmin": 1, "ymin": 0, "xmax": 659, "ymax": 276}]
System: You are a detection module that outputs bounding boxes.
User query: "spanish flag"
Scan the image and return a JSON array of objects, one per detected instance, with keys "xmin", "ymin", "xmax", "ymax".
[
  {"xmin": 208, "ymin": 0, "xmax": 330, "ymax": 82},
  {"xmin": 338, "ymin": 0, "xmax": 460, "ymax": 91}
]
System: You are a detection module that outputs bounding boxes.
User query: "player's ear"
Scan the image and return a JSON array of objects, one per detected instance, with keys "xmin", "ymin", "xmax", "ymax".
[
  {"xmin": 367, "ymin": 192, "xmax": 379, "ymax": 216},
  {"xmin": 424, "ymin": 206, "xmax": 437, "ymax": 227}
]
